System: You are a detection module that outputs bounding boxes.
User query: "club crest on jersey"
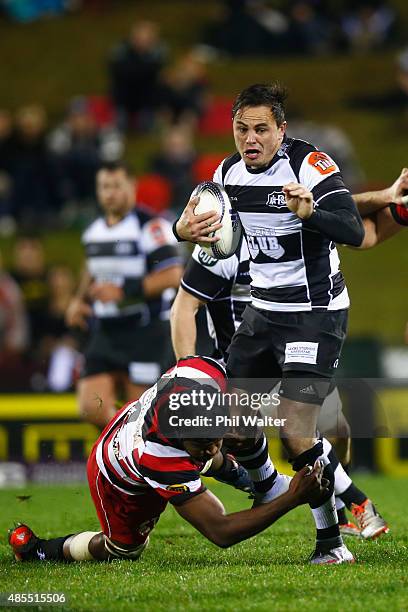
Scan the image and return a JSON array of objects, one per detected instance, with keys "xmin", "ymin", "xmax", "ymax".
[
  {"xmin": 166, "ymin": 484, "xmax": 189, "ymax": 493},
  {"xmin": 266, "ymin": 192, "xmax": 286, "ymax": 209},
  {"xmin": 198, "ymin": 249, "xmax": 217, "ymax": 267},
  {"xmin": 308, "ymin": 152, "xmax": 336, "ymax": 175}
]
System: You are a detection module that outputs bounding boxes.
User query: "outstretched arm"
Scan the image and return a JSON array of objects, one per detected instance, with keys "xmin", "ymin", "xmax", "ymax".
[
  {"xmin": 353, "ymin": 167, "xmax": 408, "ymax": 217},
  {"xmin": 359, "ymin": 207, "xmax": 405, "ymax": 249},
  {"xmin": 176, "ymin": 463, "xmax": 327, "ymax": 548}
]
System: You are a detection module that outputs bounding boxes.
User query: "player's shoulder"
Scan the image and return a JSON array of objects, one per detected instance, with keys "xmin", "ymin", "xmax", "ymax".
[
  {"xmin": 81, "ymin": 216, "xmax": 105, "ymax": 242},
  {"xmin": 218, "ymin": 152, "xmax": 242, "ymax": 183},
  {"xmin": 285, "ymin": 137, "xmax": 318, "ymax": 178}
]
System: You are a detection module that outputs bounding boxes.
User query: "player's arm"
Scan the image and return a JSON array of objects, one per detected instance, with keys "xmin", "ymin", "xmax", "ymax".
[
  {"xmin": 353, "ymin": 167, "xmax": 408, "ymax": 217},
  {"xmin": 176, "ymin": 463, "xmax": 327, "ymax": 548},
  {"xmin": 65, "ymin": 264, "xmax": 93, "ymax": 330},
  {"xmin": 170, "ymin": 287, "xmax": 205, "ymax": 359},
  {"xmin": 284, "ymin": 182, "xmax": 364, "ymax": 246},
  {"xmin": 359, "ymin": 206, "xmax": 405, "ymax": 249}
]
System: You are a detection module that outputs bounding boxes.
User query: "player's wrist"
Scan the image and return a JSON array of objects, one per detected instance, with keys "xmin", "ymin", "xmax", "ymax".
[{"xmin": 172, "ymin": 219, "xmax": 186, "ymax": 242}]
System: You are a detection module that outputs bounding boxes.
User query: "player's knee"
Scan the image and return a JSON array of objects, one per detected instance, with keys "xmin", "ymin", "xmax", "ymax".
[{"xmin": 104, "ymin": 536, "xmax": 149, "ymax": 561}]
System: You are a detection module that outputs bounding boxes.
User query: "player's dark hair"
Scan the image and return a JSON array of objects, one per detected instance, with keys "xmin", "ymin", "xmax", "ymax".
[
  {"xmin": 98, "ymin": 160, "xmax": 132, "ymax": 176},
  {"xmin": 232, "ymin": 82, "xmax": 288, "ymax": 126}
]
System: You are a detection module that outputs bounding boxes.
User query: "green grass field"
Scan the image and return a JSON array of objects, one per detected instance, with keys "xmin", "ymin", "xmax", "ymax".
[{"xmin": 0, "ymin": 476, "xmax": 407, "ymax": 611}]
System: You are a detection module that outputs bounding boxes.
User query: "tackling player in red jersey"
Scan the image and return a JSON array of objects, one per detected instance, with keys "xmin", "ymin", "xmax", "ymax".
[{"xmin": 9, "ymin": 356, "xmax": 327, "ymax": 564}]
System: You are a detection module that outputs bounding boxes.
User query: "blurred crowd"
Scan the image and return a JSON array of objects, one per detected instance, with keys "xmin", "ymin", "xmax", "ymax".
[
  {"xmin": 1, "ymin": 9, "xmax": 407, "ymax": 392},
  {"xmin": 0, "ymin": 236, "xmax": 80, "ymax": 392},
  {"xmin": 203, "ymin": 0, "xmax": 400, "ymax": 57}
]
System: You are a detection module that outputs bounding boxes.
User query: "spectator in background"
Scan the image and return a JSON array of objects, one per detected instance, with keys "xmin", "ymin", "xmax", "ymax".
[
  {"xmin": 45, "ymin": 264, "xmax": 81, "ymax": 392},
  {"xmin": 159, "ymin": 50, "xmax": 209, "ymax": 128},
  {"xmin": 11, "ymin": 105, "xmax": 60, "ymax": 228},
  {"xmin": 287, "ymin": 1, "xmax": 334, "ymax": 56},
  {"xmin": 48, "ymin": 96, "xmax": 124, "ymax": 222},
  {"xmin": 10, "ymin": 235, "xmax": 49, "ymax": 361},
  {"xmin": 340, "ymin": 0, "xmax": 396, "ymax": 53},
  {"xmin": 149, "ymin": 124, "xmax": 196, "ymax": 213},
  {"xmin": 108, "ymin": 20, "xmax": 167, "ymax": 132},
  {"xmin": 0, "ymin": 250, "xmax": 30, "ymax": 391}
]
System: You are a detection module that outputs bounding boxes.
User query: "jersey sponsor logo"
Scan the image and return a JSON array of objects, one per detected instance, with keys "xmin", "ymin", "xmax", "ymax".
[
  {"xmin": 308, "ymin": 152, "xmax": 336, "ymax": 175},
  {"xmin": 266, "ymin": 191, "xmax": 286, "ymax": 209},
  {"xmin": 246, "ymin": 234, "xmax": 285, "ymax": 261},
  {"xmin": 166, "ymin": 483, "xmax": 189, "ymax": 493},
  {"xmin": 198, "ymin": 249, "xmax": 218, "ymax": 267},
  {"xmin": 284, "ymin": 342, "xmax": 319, "ymax": 365}
]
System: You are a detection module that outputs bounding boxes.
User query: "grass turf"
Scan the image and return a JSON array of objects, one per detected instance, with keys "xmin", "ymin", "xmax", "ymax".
[{"xmin": 0, "ymin": 476, "xmax": 407, "ymax": 611}]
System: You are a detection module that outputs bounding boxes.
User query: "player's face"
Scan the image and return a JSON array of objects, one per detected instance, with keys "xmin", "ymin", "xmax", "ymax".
[
  {"xmin": 183, "ymin": 438, "xmax": 223, "ymax": 461},
  {"xmin": 96, "ymin": 169, "xmax": 133, "ymax": 216},
  {"xmin": 233, "ymin": 105, "xmax": 286, "ymax": 169}
]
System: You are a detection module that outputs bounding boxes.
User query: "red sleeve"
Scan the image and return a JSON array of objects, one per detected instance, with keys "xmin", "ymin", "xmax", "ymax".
[{"xmin": 390, "ymin": 203, "xmax": 408, "ymax": 226}]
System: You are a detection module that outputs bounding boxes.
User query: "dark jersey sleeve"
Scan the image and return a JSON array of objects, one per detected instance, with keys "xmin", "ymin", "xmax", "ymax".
[
  {"xmin": 303, "ymin": 190, "xmax": 365, "ymax": 246},
  {"xmin": 181, "ymin": 257, "xmax": 233, "ymax": 302}
]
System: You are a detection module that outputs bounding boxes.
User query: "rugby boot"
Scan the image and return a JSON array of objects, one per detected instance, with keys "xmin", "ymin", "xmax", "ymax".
[
  {"xmin": 8, "ymin": 523, "xmax": 41, "ymax": 561},
  {"xmin": 309, "ymin": 543, "xmax": 355, "ymax": 565},
  {"xmin": 339, "ymin": 521, "xmax": 361, "ymax": 537},
  {"xmin": 351, "ymin": 499, "xmax": 389, "ymax": 540}
]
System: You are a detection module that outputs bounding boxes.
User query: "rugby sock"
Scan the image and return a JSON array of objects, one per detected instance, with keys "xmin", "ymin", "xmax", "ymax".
[
  {"xmin": 339, "ymin": 483, "xmax": 367, "ymax": 509},
  {"xmin": 336, "ymin": 497, "xmax": 348, "ymax": 525},
  {"xmin": 324, "ymin": 439, "xmax": 367, "ymax": 509},
  {"xmin": 292, "ymin": 440, "xmax": 342, "ymax": 549},
  {"xmin": 24, "ymin": 536, "xmax": 72, "ymax": 561},
  {"xmin": 234, "ymin": 433, "xmax": 278, "ymax": 501}
]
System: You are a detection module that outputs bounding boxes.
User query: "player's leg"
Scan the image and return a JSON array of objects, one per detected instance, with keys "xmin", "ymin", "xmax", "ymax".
[
  {"xmin": 268, "ymin": 308, "xmax": 353, "ymax": 563},
  {"xmin": 125, "ymin": 319, "xmax": 173, "ymax": 403},
  {"xmin": 86, "ymin": 444, "xmax": 166, "ymax": 560},
  {"xmin": 8, "ymin": 523, "xmax": 104, "ymax": 562},
  {"xmin": 319, "ymin": 386, "xmax": 389, "ymax": 539},
  {"xmin": 225, "ymin": 309, "xmax": 291, "ymax": 502},
  {"xmin": 77, "ymin": 372, "xmax": 118, "ymax": 428}
]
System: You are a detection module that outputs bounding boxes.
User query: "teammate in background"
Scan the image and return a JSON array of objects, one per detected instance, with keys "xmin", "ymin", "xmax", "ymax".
[
  {"xmin": 65, "ymin": 162, "xmax": 182, "ymax": 428},
  {"xmin": 9, "ymin": 357, "xmax": 327, "ymax": 563},
  {"xmin": 173, "ymin": 83, "xmax": 366, "ymax": 564}
]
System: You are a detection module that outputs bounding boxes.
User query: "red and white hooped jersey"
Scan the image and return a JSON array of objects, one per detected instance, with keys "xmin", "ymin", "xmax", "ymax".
[{"xmin": 95, "ymin": 356, "xmax": 226, "ymax": 505}]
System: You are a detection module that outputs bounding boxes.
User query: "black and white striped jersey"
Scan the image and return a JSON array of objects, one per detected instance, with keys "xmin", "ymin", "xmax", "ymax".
[
  {"xmin": 82, "ymin": 208, "xmax": 181, "ymax": 322},
  {"xmin": 213, "ymin": 137, "xmax": 351, "ymax": 312},
  {"xmin": 181, "ymin": 240, "xmax": 250, "ymax": 360}
]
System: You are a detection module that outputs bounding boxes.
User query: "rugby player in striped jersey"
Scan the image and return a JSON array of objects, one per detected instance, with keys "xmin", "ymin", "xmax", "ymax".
[{"xmin": 9, "ymin": 357, "xmax": 327, "ymax": 563}]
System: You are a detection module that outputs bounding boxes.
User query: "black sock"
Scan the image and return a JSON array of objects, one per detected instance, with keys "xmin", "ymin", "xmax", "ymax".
[
  {"xmin": 337, "ymin": 506, "xmax": 348, "ymax": 525},
  {"xmin": 339, "ymin": 483, "xmax": 367, "ymax": 510},
  {"xmin": 27, "ymin": 536, "xmax": 72, "ymax": 561}
]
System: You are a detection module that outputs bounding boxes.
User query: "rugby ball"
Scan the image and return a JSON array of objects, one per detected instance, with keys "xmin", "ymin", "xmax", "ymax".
[{"xmin": 193, "ymin": 181, "xmax": 242, "ymax": 259}]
